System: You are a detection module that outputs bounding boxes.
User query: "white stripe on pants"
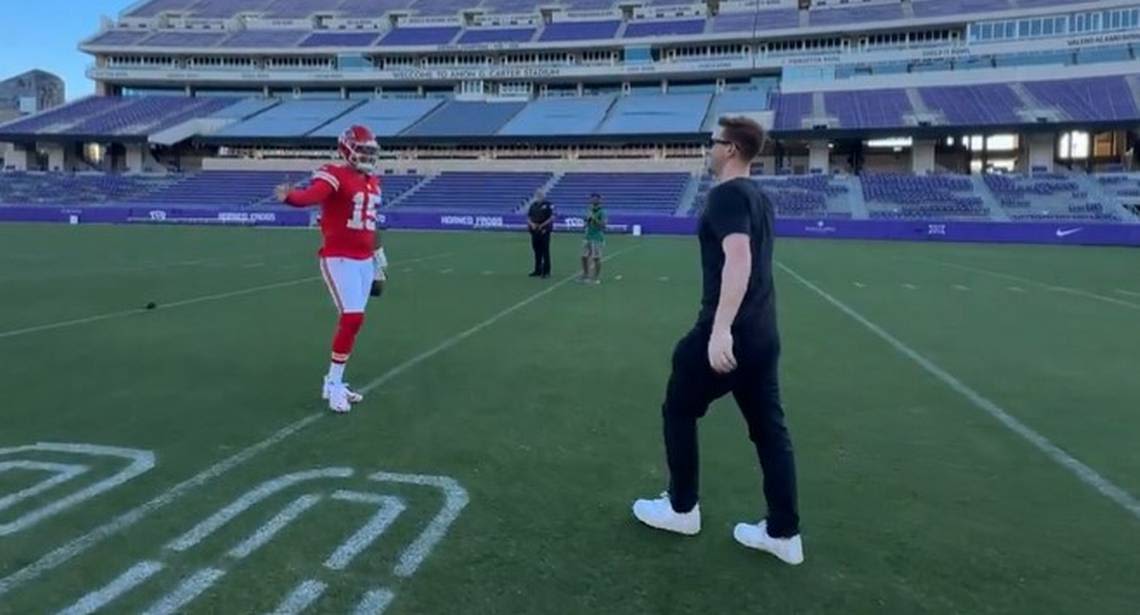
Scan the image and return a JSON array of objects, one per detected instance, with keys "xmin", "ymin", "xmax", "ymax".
[{"xmin": 319, "ymin": 257, "xmax": 373, "ymax": 314}]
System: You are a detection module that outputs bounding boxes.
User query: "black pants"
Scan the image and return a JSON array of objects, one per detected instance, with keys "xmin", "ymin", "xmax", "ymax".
[
  {"xmin": 530, "ymin": 230, "xmax": 551, "ymax": 275},
  {"xmin": 662, "ymin": 323, "xmax": 800, "ymax": 537}
]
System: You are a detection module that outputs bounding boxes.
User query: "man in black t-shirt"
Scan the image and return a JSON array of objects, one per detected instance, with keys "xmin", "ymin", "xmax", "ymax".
[
  {"xmin": 632, "ymin": 116, "xmax": 803, "ymax": 565},
  {"xmin": 526, "ymin": 190, "xmax": 555, "ymax": 278}
]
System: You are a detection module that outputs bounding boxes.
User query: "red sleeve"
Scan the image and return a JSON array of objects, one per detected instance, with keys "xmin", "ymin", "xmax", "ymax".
[{"xmin": 283, "ymin": 179, "xmax": 335, "ymax": 208}]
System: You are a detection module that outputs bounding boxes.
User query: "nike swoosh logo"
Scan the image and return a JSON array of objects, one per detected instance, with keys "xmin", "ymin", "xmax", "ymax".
[{"xmin": 1055, "ymin": 228, "xmax": 1083, "ymax": 238}]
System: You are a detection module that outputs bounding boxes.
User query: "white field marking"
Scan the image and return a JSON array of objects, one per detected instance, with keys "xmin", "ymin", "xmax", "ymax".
[
  {"xmin": 902, "ymin": 283, "xmax": 918, "ymax": 290},
  {"xmin": 167, "ymin": 469, "xmax": 354, "ymax": 552},
  {"xmin": 1116, "ymin": 289, "xmax": 1140, "ymax": 298},
  {"xmin": 952, "ymin": 284, "xmax": 970, "ymax": 292},
  {"xmin": 402, "ymin": 268, "xmax": 413, "ymax": 273},
  {"xmin": 933, "ymin": 259, "xmax": 1140, "ymax": 311},
  {"xmin": 55, "ymin": 561, "xmax": 165, "ymax": 615},
  {"xmin": 139, "ymin": 567, "xmax": 226, "ymax": 615},
  {"xmin": 270, "ymin": 580, "xmax": 327, "ymax": 615},
  {"xmin": 242, "ymin": 262, "xmax": 266, "ymax": 269},
  {"xmin": 481, "ymin": 270, "xmax": 495, "ymax": 276},
  {"xmin": 0, "ymin": 416, "xmax": 320, "ymax": 598},
  {"xmin": 0, "ymin": 462, "xmax": 89, "ymax": 513},
  {"xmin": 778, "ymin": 262, "xmax": 1140, "ymax": 521},
  {"xmin": 369, "ymin": 472, "xmax": 470, "ymax": 578},
  {"xmin": 353, "ymin": 589, "xmax": 396, "ymax": 615},
  {"xmin": 1008, "ymin": 286, "xmax": 1027, "ymax": 293},
  {"xmin": 0, "ymin": 253, "xmax": 452, "ymax": 340},
  {"xmin": 853, "ymin": 282, "xmax": 866, "ymax": 288},
  {"xmin": 658, "ymin": 276, "xmax": 670, "ymax": 282},
  {"xmin": 439, "ymin": 268, "xmax": 454, "ymax": 274},
  {"xmin": 0, "ymin": 443, "xmax": 154, "ymax": 537},
  {"xmin": 226, "ymin": 495, "xmax": 323, "ymax": 560},
  {"xmin": 0, "ymin": 245, "xmax": 637, "ymax": 598},
  {"xmin": 614, "ymin": 275, "xmax": 623, "ymax": 281},
  {"xmin": 324, "ymin": 492, "xmax": 407, "ymax": 571}
]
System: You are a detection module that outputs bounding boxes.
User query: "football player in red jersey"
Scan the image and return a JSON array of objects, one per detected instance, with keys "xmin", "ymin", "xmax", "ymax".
[{"xmin": 274, "ymin": 125, "xmax": 388, "ymax": 414}]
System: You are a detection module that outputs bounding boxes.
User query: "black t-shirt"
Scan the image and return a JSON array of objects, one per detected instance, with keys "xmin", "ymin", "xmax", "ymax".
[
  {"xmin": 697, "ymin": 177, "xmax": 777, "ymax": 336},
  {"xmin": 528, "ymin": 199, "xmax": 554, "ymax": 230}
]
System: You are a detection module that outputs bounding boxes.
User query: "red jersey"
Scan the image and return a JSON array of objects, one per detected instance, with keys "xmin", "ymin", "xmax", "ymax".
[{"xmin": 285, "ymin": 164, "xmax": 380, "ymax": 259}]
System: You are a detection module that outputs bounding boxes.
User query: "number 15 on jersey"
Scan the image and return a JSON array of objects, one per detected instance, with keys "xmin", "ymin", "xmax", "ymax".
[{"xmin": 349, "ymin": 191, "xmax": 380, "ymax": 231}]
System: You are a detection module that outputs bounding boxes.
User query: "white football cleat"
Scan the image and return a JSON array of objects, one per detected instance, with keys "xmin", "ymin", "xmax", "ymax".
[
  {"xmin": 326, "ymin": 383, "xmax": 352, "ymax": 414},
  {"xmin": 733, "ymin": 520, "xmax": 804, "ymax": 565},
  {"xmin": 322, "ymin": 377, "xmax": 363, "ymax": 404},
  {"xmin": 632, "ymin": 492, "xmax": 701, "ymax": 536}
]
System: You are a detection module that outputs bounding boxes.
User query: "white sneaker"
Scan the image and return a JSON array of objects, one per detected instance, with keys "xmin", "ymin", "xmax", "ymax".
[
  {"xmin": 632, "ymin": 493, "xmax": 701, "ymax": 536},
  {"xmin": 322, "ymin": 377, "xmax": 363, "ymax": 404},
  {"xmin": 733, "ymin": 520, "xmax": 804, "ymax": 565},
  {"xmin": 326, "ymin": 383, "xmax": 352, "ymax": 414}
]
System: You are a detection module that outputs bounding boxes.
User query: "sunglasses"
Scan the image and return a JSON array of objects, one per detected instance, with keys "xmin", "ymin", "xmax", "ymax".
[{"xmin": 708, "ymin": 138, "xmax": 733, "ymax": 148}]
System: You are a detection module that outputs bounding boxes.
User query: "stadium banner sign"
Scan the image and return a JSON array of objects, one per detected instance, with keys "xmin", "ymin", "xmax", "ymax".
[
  {"xmin": 0, "ymin": 206, "xmax": 309, "ymax": 227},
  {"xmin": 1, "ymin": 207, "xmax": 1138, "ymax": 246}
]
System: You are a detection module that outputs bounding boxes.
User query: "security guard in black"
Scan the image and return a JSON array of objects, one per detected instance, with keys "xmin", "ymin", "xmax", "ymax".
[{"xmin": 527, "ymin": 196, "xmax": 554, "ymax": 277}]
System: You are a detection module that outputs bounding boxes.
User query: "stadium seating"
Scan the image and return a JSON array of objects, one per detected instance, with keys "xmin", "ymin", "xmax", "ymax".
[
  {"xmin": 0, "ymin": 96, "xmax": 243, "ymax": 137},
  {"xmin": 220, "ymin": 30, "xmax": 310, "ymax": 48},
  {"xmin": 394, "ymin": 172, "xmax": 552, "ymax": 212},
  {"xmin": 0, "ymin": 172, "xmax": 177, "ymax": 205},
  {"xmin": 299, "ymin": 32, "xmax": 383, "ymax": 47},
  {"xmin": 984, "ymin": 173, "xmax": 1122, "ymax": 221},
  {"xmin": 498, "ymin": 96, "xmax": 615, "ymax": 136},
  {"xmin": 405, "ymin": 101, "xmax": 526, "ymax": 137},
  {"xmin": 121, "ymin": 171, "xmax": 295, "ymax": 207},
  {"xmin": 545, "ymin": 173, "xmax": 691, "ymax": 215},
  {"xmin": 4, "ymin": 170, "xmax": 1137, "ymax": 224},
  {"xmin": 63, "ymin": 97, "xmax": 232, "ymax": 137},
  {"xmin": 710, "ymin": 9, "xmax": 799, "ymax": 34},
  {"xmin": 690, "ymin": 174, "xmax": 853, "ymax": 219},
  {"xmin": 596, "ymin": 93, "xmax": 712, "ymax": 134},
  {"xmin": 213, "ymin": 100, "xmax": 360, "ymax": 138},
  {"xmin": 1023, "ymin": 76, "xmax": 1139, "ymax": 122},
  {"xmin": 809, "ymin": 3, "xmax": 903, "ymax": 26},
  {"xmin": 624, "ymin": 20, "xmax": 706, "ymax": 39},
  {"xmin": 0, "ymin": 97, "xmax": 130, "ymax": 135},
  {"xmin": 920, "ymin": 84, "xmax": 1023, "ymax": 125},
  {"xmin": 312, "ymin": 98, "xmax": 444, "ymax": 137},
  {"xmin": 913, "ymin": 0, "xmax": 1012, "ymax": 18},
  {"xmin": 771, "ymin": 93, "xmax": 812, "ymax": 131},
  {"xmin": 538, "ymin": 21, "xmax": 622, "ymax": 43},
  {"xmin": 457, "ymin": 28, "xmax": 537, "ymax": 45},
  {"xmin": 87, "ymin": 30, "xmax": 151, "ymax": 46},
  {"xmin": 378, "ymin": 27, "xmax": 462, "ymax": 46},
  {"xmin": 824, "ymin": 90, "xmax": 912, "ymax": 130},
  {"xmin": 863, "ymin": 174, "xmax": 990, "ymax": 219},
  {"xmin": 139, "ymin": 31, "xmax": 228, "ymax": 47}
]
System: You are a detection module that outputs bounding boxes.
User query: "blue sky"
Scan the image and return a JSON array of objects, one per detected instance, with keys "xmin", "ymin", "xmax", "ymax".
[{"xmin": 0, "ymin": 1, "xmax": 128, "ymax": 100}]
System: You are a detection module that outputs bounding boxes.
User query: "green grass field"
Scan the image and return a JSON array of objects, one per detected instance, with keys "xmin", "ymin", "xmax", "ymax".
[{"xmin": 0, "ymin": 224, "xmax": 1137, "ymax": 614}]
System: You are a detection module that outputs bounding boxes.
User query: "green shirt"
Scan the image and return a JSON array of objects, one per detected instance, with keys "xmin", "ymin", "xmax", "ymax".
[{"xmin": 585, "ymin": 206, "xmax": 607, "ymax": 242}]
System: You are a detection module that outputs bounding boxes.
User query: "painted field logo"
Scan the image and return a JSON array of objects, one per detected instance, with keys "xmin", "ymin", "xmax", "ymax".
[
  {"xmin": 57, "ymin": 468, "xmax": 468, "ymax": 615},
  {"xmin": 0, "ymin": 443, "xmax": 155, "ymax": 538}
]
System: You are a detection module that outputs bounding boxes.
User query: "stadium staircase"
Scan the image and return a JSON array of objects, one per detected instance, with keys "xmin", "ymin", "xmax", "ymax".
[
  {"xmin": 840, "ymin": 176, "xmax": 870, "ymax": 220},
  {"xmin": 972, "ymin": 175, "xmax": 1009, "ymax": 221},
  {"xmin": 674, "ymin": 174, "xmax": 700, "ymax": 216},
  {"xmin": 1074, "ymin": 173, "xmax": 1135, "ymax": 221},
  {"xmin": 386, "ymin": 173, "xmax": 431, "ymax": 207}
]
